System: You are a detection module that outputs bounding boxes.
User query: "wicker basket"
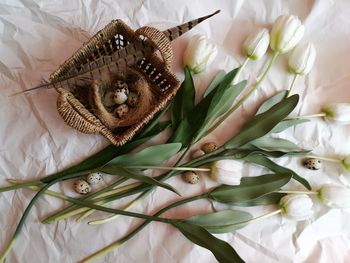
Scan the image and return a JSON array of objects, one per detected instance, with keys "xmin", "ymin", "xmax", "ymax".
[{"xmin": 49, "ymin": 20, "xmax": 180, "ymax": 145}]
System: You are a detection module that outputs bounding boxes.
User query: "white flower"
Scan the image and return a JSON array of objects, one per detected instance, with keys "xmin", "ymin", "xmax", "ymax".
[
  {"xmin": 288, "ymin": 42, "xmax": 316, "ymax": 75},
  {"xmin": 279, "ymin": 194, "xmax": 313, "ymax": 221},
  {"xmin": 183, "ymin": 34, "xmax": 218, "ymax": 74},
  {"xmin": 318, "ymin": 184, "xmax": 350, "ymax": 208},
  {"xmin": 322, "ymin": 103, "xmax": 350, "ymax": 125},
  {"xmin": 210, "ymin": 160, "xmax": 242, "ymax": 185},
  {"xmin": 243, "ymin": 28, "xmax": 270, "ymax": 60},
  {"xmin": 270, "ymin": 15, "xmax": 305, "ymax": 54}
]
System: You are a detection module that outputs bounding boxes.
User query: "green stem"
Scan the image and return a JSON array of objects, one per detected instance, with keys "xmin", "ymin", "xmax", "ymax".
[
  {"xmin": 124, "ymin": 165, "xmax": 210, "ymax": 172},
  {"xmin": 289, "ymin": 113, "xmax": 326, "ymax": 119},
  {"xmin": 304, "ymin": 155, "xmax": 341, "ymax": 163},
  {"xmin": 287, "ymin": 74, "xmax": 298, "ymax": 97},
  {"xmin": 206, "ymin": 52, "xmax": 279, "ymax": 135},
  {"xmin": 276, "ymin": 190, "xmax": 318, "ymax": 195},
  {"xmin": 82, "ymin": 193, "xmax": 207, "ymax": 263},
  {"xmin": 0, "ymin": 180, "xmax": 42, "ymax": 193}
]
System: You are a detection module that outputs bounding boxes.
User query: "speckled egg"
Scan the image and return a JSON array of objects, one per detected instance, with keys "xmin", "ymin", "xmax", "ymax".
[
  {"xmin": 182, "ymin": 171, "xmax": 199, "ymax": 184},
  {"xmin": 114, "ymin": 104, "xmax": 129, "ymax": 118},
  {"xmin": 114, "ymin": 80, "xmax": 129, "ymax": 90},
  {"xmin": 103, "ymin": 91, "xmax": 116, "ymax": 107},
  {"xmin": 192, "ymin": 149, "xmax": 205, "ymax": 159},
  {"xmin": 86, "ymin": 172, "xmax": 103, "ymax": 185},
  {"xmin": 303, "ymin": 158, "xmax": 322, "ymax": 170},
  {"xmin": 202, "ymin": 142, "xmax": 217, "ymax": 153},
  {"xmin": 114, "ymin": 87, "xmax": 129, "ymax": 105},
  {"xmin": 74, "ymin": 179, "xmax": 91, "ymax": 195},
  {"xmin": 127, "ymin": 92, "xmax": 138, "ymax": 107}
]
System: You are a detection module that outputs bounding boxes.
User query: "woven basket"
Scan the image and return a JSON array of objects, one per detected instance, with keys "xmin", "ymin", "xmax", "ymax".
[{"xmin": 49, "ymin": 20, "xmax": 180, "ymax": 145}]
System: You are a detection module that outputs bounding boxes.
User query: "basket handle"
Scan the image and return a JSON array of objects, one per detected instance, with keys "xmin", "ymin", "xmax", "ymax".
[{"xmin": 135, "ymin": 26, "xmax": 173, "ymax": 70}]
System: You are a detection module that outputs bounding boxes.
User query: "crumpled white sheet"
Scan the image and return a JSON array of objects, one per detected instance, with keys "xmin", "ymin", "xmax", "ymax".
[{"xmin": 1, "ymin": 0, "xmax": 350, "ymax": 262}]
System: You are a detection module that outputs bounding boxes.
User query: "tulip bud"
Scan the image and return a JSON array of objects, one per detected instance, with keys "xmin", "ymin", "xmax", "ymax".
[
  {"xmin": 318, "ymin": 184, "xmax": 350, "ymax": 208},
  {"xmin": 183, "ymin": 34, "xmax": 218, "ymax": 74},
  {"xmin": 243, "ymin": 28, "xmax": 270, "ymax": 60},
  {"xmin": 270, "ymin": 15, "xmax": 305, "ymax": 54},
  {"xmin": 279, "ymin": 194, "xmax": 313, "ymax": 221},
  {"xmin": 210, "ymin": 160, "xmax": 242, "ymax": 185},
  {"xmin": 322, "ymin": 103, "xmax": 350, "ymax": 125},
  {"xmin": 288, "ymin": 42, "xmax": 316, "ymax": 75}
]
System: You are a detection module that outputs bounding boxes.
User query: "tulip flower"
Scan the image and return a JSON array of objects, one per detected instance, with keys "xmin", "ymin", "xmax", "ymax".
[
  {"xmin": 183, "ymin": 34, "xmax": 218, "ymax": 74},
  {"xmin": 318, "ymin": 184, "xmax": 350, "ymax": 208},
  {"xmin": 243, "ymin": 28, "xmax": 270, "ymax": 61},
  {"xmin": 270, "ymin": 15, "xmax": 305, "ymax": 54},
  {"xmin": 279, "ymin": 194, "xmax": 313, "ymax": 221},
  {"xmin": 288, "ymin": 42, "xmax": 316, "ymax": 75},
  {"xmin": 210, "ymin": 160, "xmax": 242, "ymax": 185},
  {"xmin": 322, "ymin": 103, "xmax": 350, "ymax": 125}
]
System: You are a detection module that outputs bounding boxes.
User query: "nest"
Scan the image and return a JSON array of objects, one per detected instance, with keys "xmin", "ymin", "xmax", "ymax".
[{"xmin": 50, "ymin": 20, "xmax": 180, "ymax": 145}]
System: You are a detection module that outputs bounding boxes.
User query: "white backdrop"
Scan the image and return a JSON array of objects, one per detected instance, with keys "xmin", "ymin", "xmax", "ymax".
[{"xmin": 1, "ymin": 0, "xmax": 350, "ymax": 262}]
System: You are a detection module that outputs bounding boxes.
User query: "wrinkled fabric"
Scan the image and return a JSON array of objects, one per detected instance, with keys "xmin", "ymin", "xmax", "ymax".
[{"xmin": 1, "ymin": 0, "xmax": 350, "ymax": 262}]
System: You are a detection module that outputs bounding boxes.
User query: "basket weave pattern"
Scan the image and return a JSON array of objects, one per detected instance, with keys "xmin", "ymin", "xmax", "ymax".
[{"xmin": 49, "ymin": 20, "xmax": 180, "ymax": 145}]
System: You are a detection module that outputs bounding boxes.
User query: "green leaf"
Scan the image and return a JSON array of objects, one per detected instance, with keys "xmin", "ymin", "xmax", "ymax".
[
  {"xmin": 256, "ymin": 90, "xmax": 288, "ymax": 114},
  {"xmin": 208, "ymin": 173, "xmax": 292, "ymax": 204},
  {"xmin": 173, "ymin": 221, "xmax": 244, "ymax": 263},
  {"xmin": 270, "ymin": 119, "xmax": 309, "ymax": 133},
  {"xmin": 107, "ymin": 143, "xmax": 182, "ymax": 166},
  {"xmin": 243, "ymin": 154, "xmax": 311, "ymax": 190},
  {"xmin": 171, "ymin": 67, "xmax": 195, "ymax": 130},
  {"xmin": 99, "ymin": 166, "xmax": 180, "ymax": 195},
  {"xmin": 250, "ymin": 137, "xmax": 303, "ymax": 152},
  {"xmin": 203, "ymin": 70, "xmax": 227, "ymax": 97},
  {"xmin": 229, "ymin": 192, "xmax": 285, "ymax": 207},
  {"xmin": 225, "ymin": 95, "xmax": 299, "ymax": 150},
  {"xmin": 185, "ymin": 210, "xmax": 252, "ymax": 233}
]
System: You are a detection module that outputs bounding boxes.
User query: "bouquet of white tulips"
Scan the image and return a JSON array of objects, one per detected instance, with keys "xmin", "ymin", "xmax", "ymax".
[{"xmin": 1, "ymin": 13, "xmax": 350, "ymax": 263}]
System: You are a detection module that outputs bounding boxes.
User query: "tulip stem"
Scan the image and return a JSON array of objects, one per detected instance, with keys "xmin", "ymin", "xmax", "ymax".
[
  {"xmin": 304, "ymin": 155, "xmax": 341, "ymax": 163},
  {"xmin": 232, "ymin": 57, "xmax": 250, "ymax": 84},
  {"xmin": 245, "ymin": 209, "xmax": 282, "ymax": 224},
  {"xmin": 276, "ymin": 190, "xmax": 318, "ymax": 195},
  {"xmin": 287, "ymin": 74, "xmax": 298, "ymax": 97},
  {"xmin": 124, "ymin": 165, "xmax": 210, "ymax": 172},
  {"xmin": 290, "ymin": 113, "xmax": 326, "ymax": 119}
]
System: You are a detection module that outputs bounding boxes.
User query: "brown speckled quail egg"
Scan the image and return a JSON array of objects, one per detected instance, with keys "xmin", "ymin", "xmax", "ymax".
[
  {"xmin": 86, "ymin": 172, "xmax": 103, "ymax": 185},
  {"xmin": 74, "ymin": 179, "xmax": 91, "ymax": 195},
  {"xmin": 114, "ymin": 104, "xmax": 129, "ymax": 118},
  {"xmin": 182, "ymin": 171, "xmax": 199, "ymax": 184},
  {"xmin": 103, "ymin": 91, "xmax": 116, "ymax": 107},
  {"xmin": 114, "ymin": 87, "xmax": 129, "ymax": 105},
  {"xmin": 127, "ymin": 92, "xmax": 138, "ymax": 107},
  {"xmin": 303, "ymin": 158, "xmax": 322, "ymax": 170},
  {"xmin": 202, "ymin": 142, "xmax": 217, "ymax": 153}
]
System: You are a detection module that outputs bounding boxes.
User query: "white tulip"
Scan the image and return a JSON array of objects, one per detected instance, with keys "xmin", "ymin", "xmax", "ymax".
[
  {"xmin": 318, "ymin": 184, "xmax": 350, "ymax": 208},
  {"xmin": 270, "ymin": 15, "xmax": 305, "ymax": 54},
  {"xmin": 183, "ymin": 34, "xmax": 218, "ymax": 74},
  {"xmin": 210, "ymin": 160, "xmax": 242, "ymax": 185},
  {"xmin": 243, "ymin": 28, "xmax": 270, "ymax": 60},
  {"xmin": 322, "ymin": 103, "xmax": 350, "ymax": 125},
  {"xmin": 279, "ymin": 194, "xmax": 313, "ymax": 221},
  {"xmin": 288, "ymin": 42, "xmax": 316, "ymax": 75}
]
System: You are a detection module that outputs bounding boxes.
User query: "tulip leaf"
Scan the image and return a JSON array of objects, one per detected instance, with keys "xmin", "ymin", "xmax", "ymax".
[
  {"xmin": 106, "ymin": 143, "xmax": 182, "ymax": 167},
  {"xmin": 208, "ymin": 173, "xmax": 292, "ymax": 203},
  {"xmin": 243, "ymin": 154, "xmax": 311, "ymax": 189},
  {"xmin": 203, "ymin": 70, "xmax": 227, "ymax": 97},
  {"xmin": 256, "ymin": 90, "xmax": 288, "ymax": 114},
  {"xmin": 172, "ymin": 221, "xmax": 244, "ymax": 263},
  {"xmin": 185, "ymin": 210, "xmax": 253, "ymax": 233},
  {"xmin": 225, "ymin": 95, "xmax": 299, "ymax": 150},
  {"xmin": 249, "ymin": 137, "xmax": 303, "ymax": 152},
  {"xmin": 270, "ymin": 118, "xmax": 309, "ymax": 133},
  {"xmin": 99, "ymin": 166, "xmax": 180, "ymax": 195},
  {"xmin": 230, "ymin": 192, "xmax": 285, "ymax": 207},
  {"xmin": 171, "ymin": 67, "xmax": 195, "ymax": 130}
]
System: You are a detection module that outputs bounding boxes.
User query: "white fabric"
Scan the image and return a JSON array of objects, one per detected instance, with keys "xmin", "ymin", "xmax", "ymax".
[{"xmin": 1, "ymin": 0, "xmax": 350, "ymax": 262}]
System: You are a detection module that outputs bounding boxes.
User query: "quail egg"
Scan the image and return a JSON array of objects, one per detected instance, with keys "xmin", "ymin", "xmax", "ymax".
[
  {"xmin": 202, "ymin": 142, "xmax": 217, "ymax": 153},
  {"xmin": 114, "ymin": 104, "xmax": 129, "ymax": 118},
  {"xmin": 74, "ymin": 179, "xmax": 91, "ymax": 195},
  {"xmin": 182, "ymin": 171, "xmax": 199, "ymax": 184},
  {"xmin": 86, "ymin": 172, "xmax": 103, "ymax": 185},
  {"xmin": 303, "ymin": 158, "xmax": 322, "ymax": 170},
  {"xmin": 127, "ymin": 91, "xmax": 138, "ymax": 107}
]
